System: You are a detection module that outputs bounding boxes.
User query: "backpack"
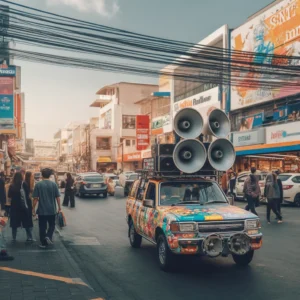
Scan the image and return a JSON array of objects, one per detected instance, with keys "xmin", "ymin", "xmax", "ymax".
[{"xmin": 20, "ymin": 182, "xmax": 28, "ymax": 211}]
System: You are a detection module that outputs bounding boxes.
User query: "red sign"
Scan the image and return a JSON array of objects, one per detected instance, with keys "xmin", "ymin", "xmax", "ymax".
[
  {"xmin": 136, "ymin": 115, "xmax": 150, "ymax": 151},
  {"xmin": 0, "ymin": 77, "xmax": 13, "ymax": 94}
]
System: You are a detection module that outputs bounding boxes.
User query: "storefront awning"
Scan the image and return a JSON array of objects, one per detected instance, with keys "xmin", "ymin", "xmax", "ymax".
[{"xmin": 97, "ymin": 157, "xmax": 112, "ymax": 163}]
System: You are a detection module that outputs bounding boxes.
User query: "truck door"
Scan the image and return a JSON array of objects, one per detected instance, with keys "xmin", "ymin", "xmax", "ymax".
[{"xmin": 139, "ymin": 182, "xmax": 157, "ymax": 241}]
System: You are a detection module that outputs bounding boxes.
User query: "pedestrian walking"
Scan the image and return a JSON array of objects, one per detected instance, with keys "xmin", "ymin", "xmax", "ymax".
[
  {"xmin": 25, "ymin": 171, "xmax": 35, "ymax": 216},
  {"xmin": 243, "ymin": 167, "xmax": 260, "ymax": 215},
  {"xmin": 264, "ymin": 172, "xmax": 283, "ymax": 224},
  {"xmin": 62, "ymin": 173, "xmax": 75, "ymax": 208},
  {"xmin": 4, "ymin": 177, "xmax": 11, "ymax": 217},
  {"xmin": 0, "ymin": 172, "xmax": 6, "ymax": 214},
  {"xmin": 32, "ymin": 168, "xmax": 61, "ymax": 248},
  {"xmin": 8, "ymin": 172, "xmax": 34, "ymax": 242},
  {"xmin": 275, "ymin": 169, "xmax": 283, "ymax": 216},
  {"xmin": 0, "ymin": 209, "xmax": 14, "ymax": 260}
]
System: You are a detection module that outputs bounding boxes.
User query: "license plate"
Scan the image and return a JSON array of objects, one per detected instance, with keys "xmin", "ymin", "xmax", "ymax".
[{"xmin": 92, "ymin": 184, "xmax": 101, "ymax": 188}]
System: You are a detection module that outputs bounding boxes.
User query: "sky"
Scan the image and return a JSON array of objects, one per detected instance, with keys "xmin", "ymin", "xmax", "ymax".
[{"xmin": 8, "ymin": 0, "xmax": 274, "ymax": 141}]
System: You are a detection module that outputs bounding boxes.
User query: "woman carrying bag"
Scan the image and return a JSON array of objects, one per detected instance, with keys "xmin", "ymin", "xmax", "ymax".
[{"xmin": 9, "ymin": 172, "xmax": 34, "ymax": 242}]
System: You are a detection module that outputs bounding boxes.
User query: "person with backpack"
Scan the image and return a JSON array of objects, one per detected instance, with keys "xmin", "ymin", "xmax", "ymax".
[
  {"xmin": 8, "ymin": 172, "xmax": 34, "ymax": 242},
  {"xmin": 264, "ymin": 172, "xmax": 283, "ymax": 224},
  {"xmin": 32, "ymin": 168, "xmax": 61, "ymax": 248},
  {"xmin": 243, "ymin": 167, "xmax": 260, "ymax": 216}
]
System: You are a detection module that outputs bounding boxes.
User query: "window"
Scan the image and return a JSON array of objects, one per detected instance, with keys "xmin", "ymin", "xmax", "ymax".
[
  {"xmin": 292, "ymin": 176, "xmax": 300, "ymax": 183},
  {"xmin": 145, "ymin": 183, "xmax": 156, "ymax": 201},
  {"xmin": 125, "ymin": 140, "xmax": 131, "ymax": 147},
  {"xmin": 132, "ymin": 139, "xmax": 136, "ymax": 146},
  {"xmin": 278, "ymin": 175, "xmax": 292, "ymax": 182},
  {"xmin": 96, "ymin": 137, "xmax": 111, "ymax": 150},
  {"xmin": 238, "ymin": 175, "xmax": 248, "ymax": 183},
  {"xmin": 122, "ymin": 115, "xmax": 136, "ymax": 129},
  {"xmin": 129, "ymin": 180, "xmax": 139, "ymax": 198},
  {"xmin": 159, "ymin": 181, "xmax": 226, "ymax": 206}
]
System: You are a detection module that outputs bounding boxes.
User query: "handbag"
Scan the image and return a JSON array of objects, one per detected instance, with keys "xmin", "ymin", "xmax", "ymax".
[
  {"xmin": 20, "ymin": 182, "xmax": 28, "ymax": 211},
  {"xmin": 57, "ymin": 211, "xmax": 67, "ymax": 228}
]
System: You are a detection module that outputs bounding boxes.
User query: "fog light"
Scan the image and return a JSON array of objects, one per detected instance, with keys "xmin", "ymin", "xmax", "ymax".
[
  {"xmin": 228, "ymin": 233, "xmax": 251, "ymax": 255},
  {"xmin": 202, "ymin": 234, "xmax": 223, "ymax": 257}
]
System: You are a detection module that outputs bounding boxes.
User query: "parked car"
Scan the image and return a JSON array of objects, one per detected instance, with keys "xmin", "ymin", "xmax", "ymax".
[
  {"xmin": 126, "ymin": 177, "xmax": 262, "ymax": 271},
  {"xmin": 277, "ymin": 173, "xmax": 300, "ymax": 207},
  {"xmin": 235, "ymin": 171, "xmax": 268, "ymax": 201},
  {"xmin": 75, "ymin": 174, "xmax": 107, "ymax": 198}
]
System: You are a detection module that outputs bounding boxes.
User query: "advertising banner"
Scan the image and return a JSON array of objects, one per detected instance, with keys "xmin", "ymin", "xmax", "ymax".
[
  {"xmin": 232, "ymin": 128, "xmax": 266, "ymax": 147},
  {"xmin": 0, "ymin": 77, "xmax": 13, "ymax": 94},
  {"xmin": 0, "ymin": 94, "xmax": 14, "ymax": 129},
  {"xmin": 136, "ymin": 115, "xmax": 150, "ymax": 151},
  {"xmin": 266, "ymin": 121, "xmax": 300, "ymax": 144},
  {"xmin": 231, "ymin": 0, "xmax": 300, "ymax": 111},
  {"xmin": 0, "ymin": 66, "xmax": 16, "ymax": 77},
  {"xmin": 151, "ymin": 114, "xmax": 171, "ymax": 135}
]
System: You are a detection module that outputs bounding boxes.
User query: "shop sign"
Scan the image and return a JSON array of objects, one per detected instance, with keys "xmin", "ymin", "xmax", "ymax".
[
  {"xmin": 266, "ymin": 121, "xmax": 300, "ymax": 144},
  {"xmin": 0, "ymin": 66, "xmax": 16, "ymax": 77},
  {"xmin": 141, "ymin": 150, "xmax": 152, "ymax": 159},
  {"xmin": 173, "ymin": 86, "xmax": 220, "ymax": 117},
  {"xmin": 152, "ymin": 114, "xmax": 170, "ymax": 130},
  {"xmin": 232, "ymin": 128, "xmax": 266, "ymax": 147},
  {"xmin": 136, "ymin": 115, "xmax": 150, "ymax": 151},
  {"xmin": 0, "ymin": 94, "xmax": 14, "ymax": 129},
  {"xmin": 123, "ymin": 152, "xmax": 141, "ymax": 162}
]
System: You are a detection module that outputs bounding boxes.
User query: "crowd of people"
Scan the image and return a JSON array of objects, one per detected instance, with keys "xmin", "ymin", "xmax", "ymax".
[
  {"xmin": 0, "ymin": 168, "xmax": 63, "ymax": 261},
  {"xmin": 222, "ymin": 168, "xmax": 283, "ymax": 224}
]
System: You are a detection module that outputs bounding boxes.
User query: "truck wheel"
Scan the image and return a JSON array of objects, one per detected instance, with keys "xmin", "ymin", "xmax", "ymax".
[
  {"xmin": 157, "ymin": 234, "xmax": 175, "ymax": 272},
  {"xmin": 232, "ymin": 250, "xmax": 254, "ymax": 266},
  {"xmin": 294, "ymin": 194, "xmax": 300, "ymax": 207},
  {"xmin": 129, "ymin": 221, "xmax": 142, "ymax": 248}
]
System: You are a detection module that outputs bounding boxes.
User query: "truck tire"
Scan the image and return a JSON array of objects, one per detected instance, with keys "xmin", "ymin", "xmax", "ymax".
[
  {"xmin": 157, "ymin": 234, "xmax": 175, "ymax": 272},
  {"xmin": 129, "ymin": 221, "xmax": 142, "ymax": 248},
  {"xmin": 232, "ymin": 250, "xmax": 254, "ymax": 266}
]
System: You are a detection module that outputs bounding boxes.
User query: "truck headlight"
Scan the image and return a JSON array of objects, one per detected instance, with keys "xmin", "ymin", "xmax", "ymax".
[
  {"xmin": 245, "ymin": 219, "xmax": 261, "ymax": 229},
  {"xmin": 170, "ymin": 222, "xmax": 197, "ymax": 232}
]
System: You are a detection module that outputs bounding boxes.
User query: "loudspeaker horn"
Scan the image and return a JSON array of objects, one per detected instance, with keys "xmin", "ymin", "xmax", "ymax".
[
  {"xmin": 173, "ymin": 139, "xmax": 207, "ymax": 174},
  {"xmin": 207, "ymin": 138, "xmax": 236, "ymax": 171},
  {"xmin": 203, "ymin": 109, "xmax": 230, "ymax": 138},
  {"xmin": 174, "ymin": 108, "xmax": 203, "ymax": 139}
]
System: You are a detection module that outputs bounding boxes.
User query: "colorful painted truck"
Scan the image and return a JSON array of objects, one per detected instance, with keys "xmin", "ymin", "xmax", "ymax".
[{"xmin": 126, "ymin": 176, "xmax": 262, "ymax": 271}]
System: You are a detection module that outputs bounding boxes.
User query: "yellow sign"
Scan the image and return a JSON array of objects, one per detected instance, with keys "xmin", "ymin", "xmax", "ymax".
[{"xmin": 97, "ymin": 157, "xmax": 112, "ymax": 163}]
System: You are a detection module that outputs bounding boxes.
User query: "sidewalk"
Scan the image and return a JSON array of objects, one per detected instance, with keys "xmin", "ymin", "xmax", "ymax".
[{"xmin": 0, "ymin": 220, "xmax": 105, "ymax": 300}]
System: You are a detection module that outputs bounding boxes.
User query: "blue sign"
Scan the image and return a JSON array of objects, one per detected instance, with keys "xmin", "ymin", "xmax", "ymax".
[
  {"xmin": 0, "ymin": 94, "xmax": 14, "ymax": 129},
  {"xmin": 151, "ymin": 92, "xmax": 170, "ymax": 97},
  {"xmin": 0, "ymin": 66, "xmax": 16, "ymax": 77}
]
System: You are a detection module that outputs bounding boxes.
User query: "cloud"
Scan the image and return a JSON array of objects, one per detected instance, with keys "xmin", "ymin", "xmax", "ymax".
[{"xmin": 46, "ymin": 0, "xmax": 120, "ymax": 18}]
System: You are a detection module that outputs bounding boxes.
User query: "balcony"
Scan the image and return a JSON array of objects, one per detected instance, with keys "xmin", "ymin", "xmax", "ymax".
[{"xmin": 90, "ymin": 95, "xmax": 114, "ymax": 108}]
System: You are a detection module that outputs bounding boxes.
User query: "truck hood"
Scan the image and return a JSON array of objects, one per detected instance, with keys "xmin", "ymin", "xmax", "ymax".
[{"xmin": 159, "ymin": 204, "xmax": 257, "ymax": 222}]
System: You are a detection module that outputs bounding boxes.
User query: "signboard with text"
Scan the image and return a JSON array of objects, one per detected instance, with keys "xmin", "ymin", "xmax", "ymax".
[
  {"xmin": 0, "ymin": 94, "xmax": 14, "ymax": 129},
  {"xmin": 266, "ymin": 121, "xmax": 300, "ymax": 144},
  {"xmin": 136, "ymin": 115, "xmax": 150, "ymax": 151}
]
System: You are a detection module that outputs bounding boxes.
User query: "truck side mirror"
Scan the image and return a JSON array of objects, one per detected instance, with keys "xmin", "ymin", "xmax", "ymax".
[{"xmin": 143, "ymin": 199, "xmax": 154, "ymax": 208}]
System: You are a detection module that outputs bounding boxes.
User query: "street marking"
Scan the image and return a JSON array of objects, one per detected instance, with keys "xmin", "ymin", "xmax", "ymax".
[
  {"xmin": 69, "ymin": 236, "xmax": 101, "ymax": 246},
  {"xmin": 0, "ymin": 267, "xmax": 89, "ymax": 287}
]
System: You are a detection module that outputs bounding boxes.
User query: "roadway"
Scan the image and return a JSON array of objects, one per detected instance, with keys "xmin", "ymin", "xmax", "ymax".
[{"xmin": 59, "ymin": 194, "xmax": 300, "ymax": 300}]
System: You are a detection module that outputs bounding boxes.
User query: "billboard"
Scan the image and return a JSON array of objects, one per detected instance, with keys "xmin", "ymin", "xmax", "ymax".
[
  {"xmin": 0, "ymin": 77, "xmax": 13, "ymax": 94},
  {"xmin": 136, "ymin": 115, "xmax": 150, "ymax": 151},
  {"xmin": 0, "ymin": 66, "xmax": 16, "ymax": 77},
  {"xmin": 0, "ymin": 94, "xmax": 14, "ymax": 129},
  {"xmin": 231, "ymin": 0, "xmax": 300, "ymax": 111},
  {"xmin": 266, "ymin": 121, "xmax": 300, "ymax": 144}
]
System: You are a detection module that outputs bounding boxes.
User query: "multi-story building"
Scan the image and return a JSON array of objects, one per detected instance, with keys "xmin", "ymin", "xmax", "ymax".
[
  {"xmin": 90, "ymin": 82, "xmax": 157, "ymax": 171},
  {"xmin": 229, "ymin": 0, "xmax": 300, "ymax": 173},
  {"xmin": 34, "ymin": 140, "xmax": 57, "ymax": 158}
]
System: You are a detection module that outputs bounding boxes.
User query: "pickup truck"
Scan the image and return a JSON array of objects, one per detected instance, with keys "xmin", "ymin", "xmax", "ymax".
[{"xmin": 126, "ymin": 176, "xmax": 262, "ymax": 271}]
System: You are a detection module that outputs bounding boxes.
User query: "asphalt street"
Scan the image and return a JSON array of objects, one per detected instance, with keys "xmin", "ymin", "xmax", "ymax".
[{"xmin": 59, "ymin": 195, "xmax": 300, "ymax": 300}]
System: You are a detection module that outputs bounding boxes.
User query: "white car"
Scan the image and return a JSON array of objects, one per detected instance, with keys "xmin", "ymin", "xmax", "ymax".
[
  {"xmin": 235, "ymin": 171, "xmax": 268, "ymax": 201},
  {"xmin": 277, "ymin": 173, "xmax": 300, "ymax": 207}
]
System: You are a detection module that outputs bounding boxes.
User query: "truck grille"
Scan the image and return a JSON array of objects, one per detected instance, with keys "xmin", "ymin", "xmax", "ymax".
[{"xmin": 198, "ymin": 221, "xmax": 244, "ymax": 233}]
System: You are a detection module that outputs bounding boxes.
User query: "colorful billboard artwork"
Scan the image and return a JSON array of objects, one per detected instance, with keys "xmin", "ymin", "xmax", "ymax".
[
  {"xmin": 231, "ymin": 0, "xmax": 300, "ymax": 111},
  {"xmin": 238, "ymin": 113, "xmax": 263, "ymax": 132},
  {"xmin": 0, "ymin": 94, "xmax": 14, "ymax": 129},
  {"xmin": 0, "ymin": 77, "xmax": 13, "ymax": 94}
]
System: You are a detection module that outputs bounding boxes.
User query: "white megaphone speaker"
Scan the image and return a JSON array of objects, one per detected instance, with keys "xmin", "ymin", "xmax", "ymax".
[
  {"xmin": 203, "ymin": 109, "xmax": 230, "ymax": 138},
  {"xmin": 174, "ymin": 108, "xmax": 203, "ymax": 139},
  {"xmin": 173, "ymin": 139, "xmax": 206, "ymax": 174},
  {"xmin": 207, "ymin": 138, "xmax": 236, "ymax": 171}
]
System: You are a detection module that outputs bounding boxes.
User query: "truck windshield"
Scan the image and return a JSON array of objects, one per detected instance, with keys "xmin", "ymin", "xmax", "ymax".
[{"xmin": 160, "ymin": 181, "xmax": 226, "ymax": 206}]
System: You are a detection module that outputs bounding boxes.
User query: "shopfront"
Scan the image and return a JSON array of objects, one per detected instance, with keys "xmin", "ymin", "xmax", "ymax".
[
  {"xmin": 118, "ymin": 152, "xmax": 142, "ymax": 171},
  {"xmin": 232, "ymin": 122, "xmax": 300, "ymax": 173},
  {"xmin": 97, "ymin": 156, "xmax": 117, "ymax": 173}
]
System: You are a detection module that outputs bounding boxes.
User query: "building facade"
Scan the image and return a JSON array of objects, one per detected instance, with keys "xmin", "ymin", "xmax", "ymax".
[
  {"xmin": 229, "ymin": 0, "xmax": 300, "ymax": 173},
  {"xmin": 90, "ymin": 82, "xmax": 158, "ymax": 172}
]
